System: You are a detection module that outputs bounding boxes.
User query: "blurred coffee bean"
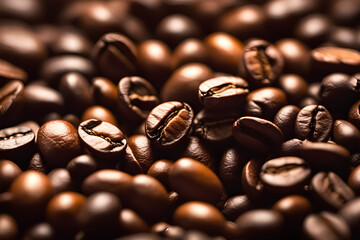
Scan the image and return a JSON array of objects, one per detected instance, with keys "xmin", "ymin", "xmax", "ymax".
[
  {"xmin": 66, "ymin": 154, "xmax": 97, "ymax": 181},
  {"xmin": 277, "ymin": 74, "xmax": 308, "ymax": 105},
  {"xmin": 222, "ymin": 195, "xmax": 253, "ymax": 221},
  {"xmin": 22, "ymin": 222, "xmax": 55, "ymax": 240},
  {"xmin": 0, "ymin": 80, "xmax": 25, "ymax": 127},
  {"xmin": 0, "ymin": 59, "xmax": 27, "ymax": 85},
  {"xmin": 91, "ymin": 77, "xmax": 119, "ymax": 112},
  {"xmin": 0, "ymin": 214, "xmax": 18, "ymax": 240},
  {"xmin": 348, "ymin": 100, "xmax": 360, "ymax": 129},
  {"xmin": 172, "ymin": 38, "xmax": 209, "ymax": 69},
  {"xmin": 338, "ymin": 198, "xmax": 360, "ymax": 238},
  {"xmin": 0, "ymin": 160, "xmax": 22, "ymax": 193},
  {"xmin": 147, "ymin": 160, "xmax": 173, "ymax": 189},
  {"xmin": 81, "ymin": 105, "xmax": 118, "ymax": 126},
  {"xmin": 47, "ymin": 168, "xmax": 74, "ymax": 194},
  {"xmin": 119, "ymin": 208, "xmax": 150, "ymax": 235}
]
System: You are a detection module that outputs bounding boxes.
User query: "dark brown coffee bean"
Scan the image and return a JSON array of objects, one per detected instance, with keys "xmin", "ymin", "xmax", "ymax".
[
  {"xmin": 239, "ymin": 39, "xmax": 284, "ymax": 88},
  {"xmin": 147, "ymin": 159, "xmax": 173, "ymax": 189},
  {"xmin": 27, "ymin": 152, "xmax": 50, "ymax": 174},
  {"xmin": 222, "ymin": 195, "xmax": 253, "ymax": 221},
  {"xmin": 242, "ymin": 159, "xmax": 264, "ymax": 200},
  {"xmin": 279, "ymin": 138, "xmax": 303, "ymax": 157},
  {"xmin": 277, "ymin": 74, "xmax": 308, "ymax": 105},
  {"xmin": 0, "ymin": 80, "xmax": 24, "ymax": 127},
  {"xmin": 295, "ymin": 105, "xmax": 333, "ymax": 142},
  {"xmin": 0, "ymin": 160, "xmax": 21, "ymax": 193},
  {"xmin": 260, "ymin": 157, "xmax": 311, "ymax": 195},
  {"xmin": 81, "ymin": 105, "xmax": 118, "ymax": 126},
  {"xmin": 348, "ymin": 165, "xmax": 360, "ymax": 195},
  {"xmin": 91, "ymin": 33, "xmax": 138, "ymax": 81},
  {"xmin": 198, "ymin": 76, "xmax": 249, "ymax": 110},
  {"xmin": 233, "ymin": 116, "xmax": 284, "ymax": 154},
  {"xmin": 204, "ymin": 32, "xmax": 243, "ymax": 74},
  {"xmin": 173, "ymin": 201, "xmax": 225, "ymax": 236},
  {"xmin": 0, "ymin": 214, "xmax": 18, "ymax": 240},
  {"xmin": 78, "ymin": 119, "xmax": 127, "ymax": 159},
  {"xmin": 151, "ymin": 222, "xmax": 185, "ymax": 239},
  {"xmin": 79, "ymin": 192, "xmax": 122, "ymax": 238},
  {"xmin": 236, "ymin": 209, "xmax": 284, "ymax": 240},
  {"xmin": 47, "ymin": 168, "xmax": 74, "ymax": 194},
  {"xmin": 125, "ymin": 174, "xmax": 169, "ymax": 223},
  {"xmin": 38, "ymin": 120, "xmax": 82, "ymax": 167},
  {"xmin": 118, "ymin": 76, "xmax": 160, "ymax": 123},
  {"xmin": 22, "ymin": 222, "xmax": 55, "ymax": 240},
  {"xmin": 92, "ymin": 77, "xmax": 118, "ymax": 112},
  {"xmin": 169, "ymin": 158, "xmax": 224, "ymax": 205},
  {"xmin": 303, "ymin": 211, "xmax": 351, "ymax": 240},
  {"xmin": 244, "ymin": 87, "xmax": 287, "ymax": 120},
  {"xmin": 10, "ymin": 170, "xmax": 53, "ymax": 221},
  {"xmin": 274, "ymin": 105, "xmax": 300, "ymax": 140},
  {"xmin": 146, "ymin": 101, "xmax": 194, "ymax": 148},
  {"xmin": 119, "ymin": 208, "xmax": 150, "ymax": 235},
  {"xmin": 348, "ymin": 100, "xmax": 360, "ymax": 129},
  {"xmin": 333, "ymin": 120, "xmax": 360, "ymax": 153},
  {"xmin": 172, "ymin": 38, "xmax": 209, "ymax": 69},
  {"xmin": 338, "ymin": 198, "xmax": 360, "ymax": 238},
  {"xmin": 46, "ymin": 192, "xmax": 86, "ymax": 236},
  {"xmin": 66, "ymin": 154, "xmax": 98, "ymax": 181},
  {"xmin": 311, "ymin": 171, "xmax": 355, "ymax": 210},
  {"xmin": 301, "ymin": 140, "xmax": 350, "ymax": 172},
  {"xmin": 0, "ymin": 59, "xmax": 27, "ymax": 84}
]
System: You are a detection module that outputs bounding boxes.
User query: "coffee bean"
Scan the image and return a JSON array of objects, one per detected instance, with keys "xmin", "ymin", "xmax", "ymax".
[
  {"xmin": 66, "ymin": 154, "xmax": 98, "ymax": 181},
  {"xmin": 92, "ymin": 77, "xmax": 119, "ymax": 113},
  {"xmin": 295, "ymin": 105, "xmax": 333, "ymax": 142},
  {"xmin": 348, "ymin": 100, "xmax": 360, "ymax": 129},
  {"xmin": 338, "ymin": 198, "xmax": 360, "ymax": 238},
  {"xmin": 151, "ymin": 222, "xmax": 185, "ymax": 239},
  {"xmin": 239, "ymin": 39, "xmax": 284, "ymax": 88},
  {"xmin": 118, "ymin": 76, "xmax": 160, "ymax": 123},
  {"xmin": 0, "ymin": 160, "xmax": 21, "ymax": 193},
  {"xmin": 274, "ymin": 105, "xmax": 300, "ymax": 140},
  {"xmin": 277, "ymin": 74, "xmax": 308, "ymax": 105},
  {"xmin": 279, "ymin": 138, "xmax": 303, "ymax": 157},
  {"xmin": 0, "ymin": 214, "xmax": 18, "ymax": 240},
  {"xmin": 91, "ymin": 33, "xmax": 138, "ymax": 81},
  {"xmin": 303, "ymin": 211, "xmax": 351, "ymax": 240},
  {"xmin": 0, "ymin": 59, "xmax": 27, "ymax": 85},
  {"xmin": 222, "ymin": 195, "xmax": 253, "ymax": 221},
  {"xmin": 198, "ymin": 76, "xmax": 249, "ymax": 110},
  {"xmin": 147, "ymin": 159, "xmax": 173, "ymax": 189},
  {"xmin": 310, "ymin": 171, "xmax": 355, "ymax": 210},
  {"xmin": 173, "ymin": 38, "xmax": 209, "ymax": 69},
  {"xmin": 38, "ymin": 120, "xmax": 82, "ymax": 167},
  {"xmin": 233, "ymin": 116, "xmax": 284, "ymax": 154},
  {"xmin": 47, "ymin": 168, "xmax": 74, "ymax": 194},
  {"xmin": 0, "ymin": 80, "xmax": 24, "ymax": 127},
  {"xmin": 173, "ymin": 201, "xmax": 225, "ymax": 236},
  {"xmin": 347, "ymin": 165, "xmax": 360, "ymax": 195},
  {"xmin": 146, "ymin": 101, "xmax": 194, "ymax": 148},
  {"xmin": 78, "ymin": 119, "xmax": 127, "ymax": 159},
  {"xmin": 236, "ymin": 209, "xmax": 284, "ymax": 240},
  {"xmin": 169, "ymin": 158, "xmax": 224, "ymax": 205},
  {"xmin": 260, "ymin": 157, "xmax": 311, "ymax": 195},
  {"xmin": 242, "ymin": 159, "xmax": 264, "ymax": 200},
  {"xmin": 333, "ymin": 120, "xmax": 360, "ymax": 153},
  {"xmin": 119, "ymin": 208, "xmax": 150, "ymax": 235},
  {"xmin": 81, "ymin": 105, "xmax": 118, "ymax": 126},
  {"xmin": 22, "ymin": 222, "xmax": 55, "ymax": 240}
]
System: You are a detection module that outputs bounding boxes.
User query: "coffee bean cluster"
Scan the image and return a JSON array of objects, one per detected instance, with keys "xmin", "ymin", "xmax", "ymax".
[{"xmin": 0, "ymin": 0, "xmax": 360, "ymax": 239}]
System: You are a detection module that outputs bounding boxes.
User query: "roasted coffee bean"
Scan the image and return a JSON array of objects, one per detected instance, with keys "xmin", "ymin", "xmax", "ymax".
[
  {"xmin": 233, "ymin": 116, "xmax": 284, "ymax": 154},
  {"xmin": 242, "ymin": 159, "xmax": 264, "ymax": 200},
  {"xmin": 119, "ymin": 208, "xmax": 150, "ymax": 235},
  {"xmin": 66, "ymin": 154, "xmax": 98, "ymax": 181},
  {"xmin": 0, "ymin": 160, "xmax": 21, "ymax": 193},
  {"xmin": 0, "ymin": 214, "xmax": 18, "ymax": 240},
  {"xmin": 147, "ymin": 160, "xmax": 173, "ymax": 189},
  {"xmin": 311, "ymin": 46, "xmax": 360, "ymax": 76},
  {"xmin": 27, "ymin": 152, "xmax": 50, "ymax": 174},
  {"xmin": 260, "ymin": 157, "xmax": 311, "ymax": 195},
  {"xmin": 239, "ymin": 39, "xmax": 284, "ymax": 88},
  {"xmin": 204, "ymin": 32, "xmax": 243, "ymax": 74},
  {"xmin": 92, "ymin": 77, "xmax": 119, "ymax": 112},
  {"xmin": 10, "ymin": 170, "xmax": 53, "ymax": 221},
  {"xmin": 295, "ymin": 105, "xmax": 333, "ymax": 142},
  {"xmin": 169, "ymin": 158, "xmax": 224, "ymax": 205},
  {"xmin": 172, "ymin": 38, "xmax": 209, "ymax": 69},
  {"xmin": 303, "ymin": 211, "xmax": 351, "ymax": 240},
  {"xmin": 79, "ymin": 192, "xmax": 122, "ymax": 238},
  {"xmin": 81, "ymin": 105, "xmax": 118, "ymax": 126},
  {"xmin": 244, "ymin": 87, "xmax": 287, "ymax": 120},
  {"xmin": 0, "ymin": 80, "xmax": 24, "ymax": 127},
  {"xmin": 310, "ymin": 171, "xmax": 355, "ymax": 210},
  {"xmin": 151, "ymin": 222, "xmax": 185, "ymax": 239},
  {"xmin": 193, "ymin": 109, "xmax": 239, "ymax": 144},
  {"xmin": 91, "ymin": 33, "xmax": 138, "ymax": 81},
  {"xmin": 46, "ymin": 192, "xmax": 86, "ymax": 236},
  {"xmin": 173, "ymin": 201, "xmax": 226, "ymax": 236},
  {"xmin": 38, "ymin": 120, "xmax": 82, "ymax": 167},
  {"xmin": 22, "ymin": 222, "xmax": 55, "ymax": 240},
  {"xmin": 338, "ymin": 198, "xmax": 360, "ymax": 238},
  {"xmin": 274, "ymin": 105, "xmax": 300, "ymax": 140},
  {"xmin": 277, "ymin": 74, "xmax": 308, "ymax": 105},
  {"xmin": 146, "ymin": 101, "xmax": 194, "ymax": 148},
  {"xmin": 0, "ymin": 59, "xmax": 27, "ymax": 85},
  {"xmin": 301, "ymin": 140, "xmax": 350, "ymax": 172},
  {"xmin": 198, "ymin": 76, "xmax": 248, "ymax": 110},
  {"xmin": 0, "ymin": 126, "xmax": 35, "ymax": 165},
  {"xmin": 348, "ymin": 165, "xmax": 360, "ymax": 195},
  {"xmin": 47, "ymin": 168, "xmax": 74, "ymax": 194},
  {"xmin": 348, "ymin": 100, "xmax": 360, "ymax": 129},
  {"xmin": 222, "ymin": 195, "xmax": 253, "ymax": 221},
  {"xmin": 279, "ymin": 138, "xmax": 303, "ymax": 157},
  {"xmin": 125, "ymin": 174, "xmax": 169, "ymax": 223},
  {"xmin": 78, "ymin": 119, "xmax": 126, "ymax": 159},
  {"xmin": 333, "ymin": 120, "xmax": 360, "ymax": 153},
  {"xmin": 236, "ymin": 209, "xmax": 284, "ymax": 240},
  {"xmin": 118, "ymin": 76, "xmax": 160, "ymax": 123}
]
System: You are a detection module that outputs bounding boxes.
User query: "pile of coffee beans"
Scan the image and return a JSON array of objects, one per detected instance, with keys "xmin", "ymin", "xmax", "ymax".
[{"xmin": 1, "ymin": 0, "xmax": 360, "ymax": 239}]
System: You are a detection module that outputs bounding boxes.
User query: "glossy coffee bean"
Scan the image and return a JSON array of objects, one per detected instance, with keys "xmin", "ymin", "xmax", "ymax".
[
  {"xmin": 10, "ymin": 170, "xmax": 53, "ymax": 220},
  {"xmin": 303, "ymin": 211, "xmax": 351, "ymax": 240},
  {"xmin": 145, "ymin": 101, "xmax": 194, "ymax": 148},
  {"xmin": 46, "ymin": 192, "xmax": 86, "ymax": 236},
  {"xmin": 301, "ymin": 140, "xmax": 350, "ymax": 171},
  {"xmin": 172, "ymin": 38, "xmax": 209, "ymax": 69},
  {"xmin": 244, "ymin": 87, "xmax": 287, "ymax": 120},
  {"xmin": 274, "ymin": 105, "xmax": 300, "ymax": 140},
  {"xmin": 236, "ymin": 209, "xmax": 284, "ymax": 240},
  {"xmin": 38, "ymin": 120, "xmax": 82, "ymax": 167},
  {"xmin": 311, "ymin": 46, "xmax": 360, "ymax": 76},
  {"xmin": 311, "ymin": 171, "xmax": 355, "ymax": 210},
  {"xmin": 81, "ymin": 105, "xmax": 118, "ymax": 126},
  {"xmin": 118, "ymin": 76, "xmax": 160, "ymax": 123},
  {"xmin": 0, "ymin": 59, "xmax": 27, "ymax": 84},
  {"xmin": 338, "ymin": 198, "xmax": 360, "ymax": 238},
  {"xmin": 242, "ymin": 159, "xmax": 263, "ymax": 200},
  {"xmin": 222, "ymin": 195, "xmax": 253, "ymax": 221},
  {"xmin": 78, "ymin": 119, "xmax": 127, "ymax": 159},
  {"xmin": 203, "ymin": 32, "xmax": 243, "ymax": 74},
  {"xmin": 277, "ymin": 74, "xmax": 308, "ymax": 105},
  {"xmin": 119, "ymin": 208, "xmax": 150, "ymax": 235},
  {"xmin": 233, "ymin": 116, "xmax": 284, "ymax": 154},
  {"xmin": 27, "ymin": 152, "xmax": 49, "ymax": 175},
  {"xmin": 147, "ymin": 160, "xmax": 173, "ymax": 189},
  {"xmin": 0, "ymin": 80, "xmax": 24, "ymax": 127},
  {"xmin": 125, "ymin": 174, "xmax": 169, "ymax": 223},
  {"xmin": 92, "ymin": 77, "xmax": 118, "ymax": 112},
  {"xmin": 239, "ymin": 39, "xmax": 284, "ymax": 89},
  {"xmin": 66, "ymin": 154, "xmax": 98, "ymax": 180},
  {"xmin": 79, "ymin": 192, "xmax": 122, "ymax": 238},
  {"xmin": 295, "ymin": 105, "xmax": 333, "ymax": 142},
  {"xmin": 47, "ymin": 168, "xmax": 74, "ymax": 194},
  {"xmin": 260, "ymin": 157, "xmax": 311, "ymax": 195},
  {"xmin": 348, "ymin": 166, "xmax": 360, "ymax": 195},
  {"xmin": 82, "ymin": 169, "xmax": 132, "ymax": 200},
  {"xmin": 348, "ymin": 100, "xmax": 360, "ymax": 129},
  {"xmin": 173, "ymin": 201, "xmax": 225, "ymax": 236},
  {"xmin": 0, "ymin": 214, "xmax": 18, "ymax": 240},
  {"xmin": 0, "ymin": 160, "xmax": 21, "ymax": 193},
  {"xmin": 91, "ymin": 33, "xmax": 138, "ymax": 81},
  {"xmin": 169, "ymin": 158, "xmax": 224, "ymax": 205},
  {"xmin": 198, "ymin": 76, "xmax": 248, "ymax": 110},
  {"xmin": 333, "ymin": 120, "xmax": 360, "ymax": 153},
  {"xmin": 279, "ymin": 138, "xmax": 303, "ymax": 157},
  {"xmin": 160, "ymin": 63, "xmax": 214, "ymax": 112}
]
